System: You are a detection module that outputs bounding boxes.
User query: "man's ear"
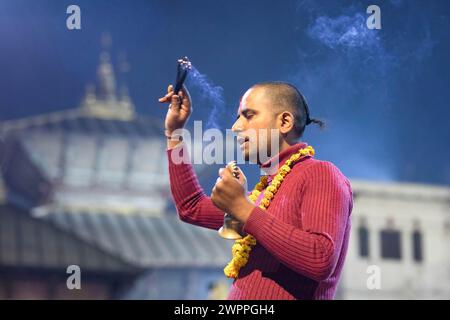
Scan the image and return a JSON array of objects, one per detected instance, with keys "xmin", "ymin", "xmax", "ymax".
[{"xmin": 278, "ymin": 111, "xmax": 295, "ymax": 135}]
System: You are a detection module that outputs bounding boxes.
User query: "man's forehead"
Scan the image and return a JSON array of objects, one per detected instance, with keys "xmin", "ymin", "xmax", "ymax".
[
  {"xmin": 237, "ymin": 96, "xmax": 246, "ymax": 114},
  {"xmin": 237, "ymin": 88, "xmax": 257, "ymax": 114}
]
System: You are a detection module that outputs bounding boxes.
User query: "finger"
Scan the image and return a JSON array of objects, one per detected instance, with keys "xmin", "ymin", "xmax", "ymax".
[
  {"xmin": 212, "ymin": 184, "xmax": 222, "ymax": 194},
  {"xmin": 235, "ymin": 167, "xmax": 246, "ymax": 183},
  {"xmin": 170, "ymin": 94, "xmax": 181, "ymax": 109},
  {"xmin": 179, "ymin": 90, "xmax": 188, "ymax": 107},
  {"xmin": 167, "ymin": 84, "xmax": 174, "ymax": 94},
  {"xmin": 158, "ymin": 96, "xmax": 171, "ymax": 103},
  {"xmin": 214, "ymin": 180, "xmax": 224, "ymax": 193},
  {"xmin": 218, "ymin": 168, "xmax": 225, "ymax": 177},
  {"xmin": 221, "ymin": 167, "xmax": 233, "ymax": 180},
  {"xmin": 159, "ymin": 90, "xmax": 174, "ymax": 103}
]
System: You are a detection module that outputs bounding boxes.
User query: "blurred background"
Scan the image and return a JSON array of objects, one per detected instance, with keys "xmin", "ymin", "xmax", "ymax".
[{"xmin": 0, "ymin": 0, "xmax": 449, "ymax": 299}]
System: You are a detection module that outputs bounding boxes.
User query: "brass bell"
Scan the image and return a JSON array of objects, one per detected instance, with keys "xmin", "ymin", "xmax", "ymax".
[
  {"xmin": 218, "ymin": 213, "xmax": 244, "ymax": 240},
  {"xmin": 218, "ymin": 161, "xmax": 245, "ymax": 240}
]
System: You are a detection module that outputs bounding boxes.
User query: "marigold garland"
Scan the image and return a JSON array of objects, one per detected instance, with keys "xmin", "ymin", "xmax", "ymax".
[{"xmin": 223, "ymin": 145, "xmax": 315, "ymax": 279}]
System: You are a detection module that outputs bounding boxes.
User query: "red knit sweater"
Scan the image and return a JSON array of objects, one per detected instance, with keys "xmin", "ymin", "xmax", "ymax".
[{"xmin": 167, "ymin": 142, "xmax": 353, "ymax": 300}]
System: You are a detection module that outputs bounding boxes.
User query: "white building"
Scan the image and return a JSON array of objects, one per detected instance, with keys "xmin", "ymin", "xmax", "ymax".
[{"xmin": 340, "ymin": 180, "xmax": 450, "ymax": 299}]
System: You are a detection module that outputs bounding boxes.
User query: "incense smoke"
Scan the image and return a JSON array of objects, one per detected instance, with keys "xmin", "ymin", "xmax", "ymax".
[
  {"xmin": 187, "ymin": 66, "xmax": 225, "ymax": 130},
  {"xmin": 292, "ymin": 0, "xmax": 440, "ymax": 181}
]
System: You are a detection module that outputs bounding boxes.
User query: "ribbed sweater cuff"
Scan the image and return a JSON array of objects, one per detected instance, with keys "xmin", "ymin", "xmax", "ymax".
[{"xmin": 243, "ymin": 206, "xmax": 273, "ymax": 239}]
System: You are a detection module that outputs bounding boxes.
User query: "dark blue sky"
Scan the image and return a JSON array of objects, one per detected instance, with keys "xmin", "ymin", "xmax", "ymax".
[{"xmin": 1, "ymin": 0, "xmax": 449, "ymax": 187}]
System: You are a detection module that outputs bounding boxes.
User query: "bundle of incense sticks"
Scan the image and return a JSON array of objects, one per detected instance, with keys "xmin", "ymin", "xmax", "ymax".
[{"xmin": 174, "ymin": 56, "xmax": 192, "ymax": 93}]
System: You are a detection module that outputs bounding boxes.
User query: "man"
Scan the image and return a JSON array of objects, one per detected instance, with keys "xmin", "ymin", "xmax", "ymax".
[{"xmin": 159, "ymin": 81, "xmax": 353, "ymax": 300}]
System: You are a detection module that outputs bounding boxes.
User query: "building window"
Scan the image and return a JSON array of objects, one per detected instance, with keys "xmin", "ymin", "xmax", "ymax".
[
  {"xmin": 358, "ymin": 226, "xmax": 370, "ymax": 258},
  {"xmin": 412, "ymin": 230, "xmax": 423, "ymax": 263},
  {"xmin": 380, "ymin": 229, "xmax": 402, "ymax": 260}
]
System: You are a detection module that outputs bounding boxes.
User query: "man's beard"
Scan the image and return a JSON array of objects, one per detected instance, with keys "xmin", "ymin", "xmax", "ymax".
[
  {"xmin": 237, "ymin": 129, "xmax": 280, "ymax": 165},
  {"xmin": 241, "ymin": 142, "xmax": 272, "ymax": 165}
]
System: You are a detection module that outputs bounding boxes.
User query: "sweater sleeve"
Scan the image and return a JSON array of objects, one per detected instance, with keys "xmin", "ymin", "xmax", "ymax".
[
  {"xmin": 242, "ymin": 161, "xmax": 353, "ymax": 282},
  {"xmin": 167, "ymin": 143, "xmax": 225, "ymax": 230}
]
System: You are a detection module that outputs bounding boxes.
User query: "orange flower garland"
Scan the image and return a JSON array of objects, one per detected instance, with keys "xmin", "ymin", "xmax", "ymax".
[{"xmin": 224, "ymin": 145, "xmax": 315, "ymax": 278}]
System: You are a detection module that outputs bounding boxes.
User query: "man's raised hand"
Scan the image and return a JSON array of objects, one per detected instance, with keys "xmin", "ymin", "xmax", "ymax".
[{"xmin": 158, "ymin": 84, "xmax": 192, "ymax": 135}]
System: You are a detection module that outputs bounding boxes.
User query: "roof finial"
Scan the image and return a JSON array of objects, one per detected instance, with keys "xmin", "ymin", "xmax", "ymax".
[
  {"xmin": 80, "ymin": 34, "xmax": 135, "ymax": 121},
  {"xmin": 97, "ymin": 32, "xmax": 116, "ymax": 101}
]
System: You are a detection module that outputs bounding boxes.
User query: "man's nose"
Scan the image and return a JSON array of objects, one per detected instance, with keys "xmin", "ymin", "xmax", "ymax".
[{"xmin": 231, "ymin": 119, "xmax": 241, "ymax": 133}]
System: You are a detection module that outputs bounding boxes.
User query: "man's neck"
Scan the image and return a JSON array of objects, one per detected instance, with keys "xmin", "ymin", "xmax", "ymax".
[
  {"xmin": 257, "ymin": 139, "xmax": 300, "ymax": 166},
  {"xmin": 278, "ymin": 139, "xmax": 298, "ymax": 155}
]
